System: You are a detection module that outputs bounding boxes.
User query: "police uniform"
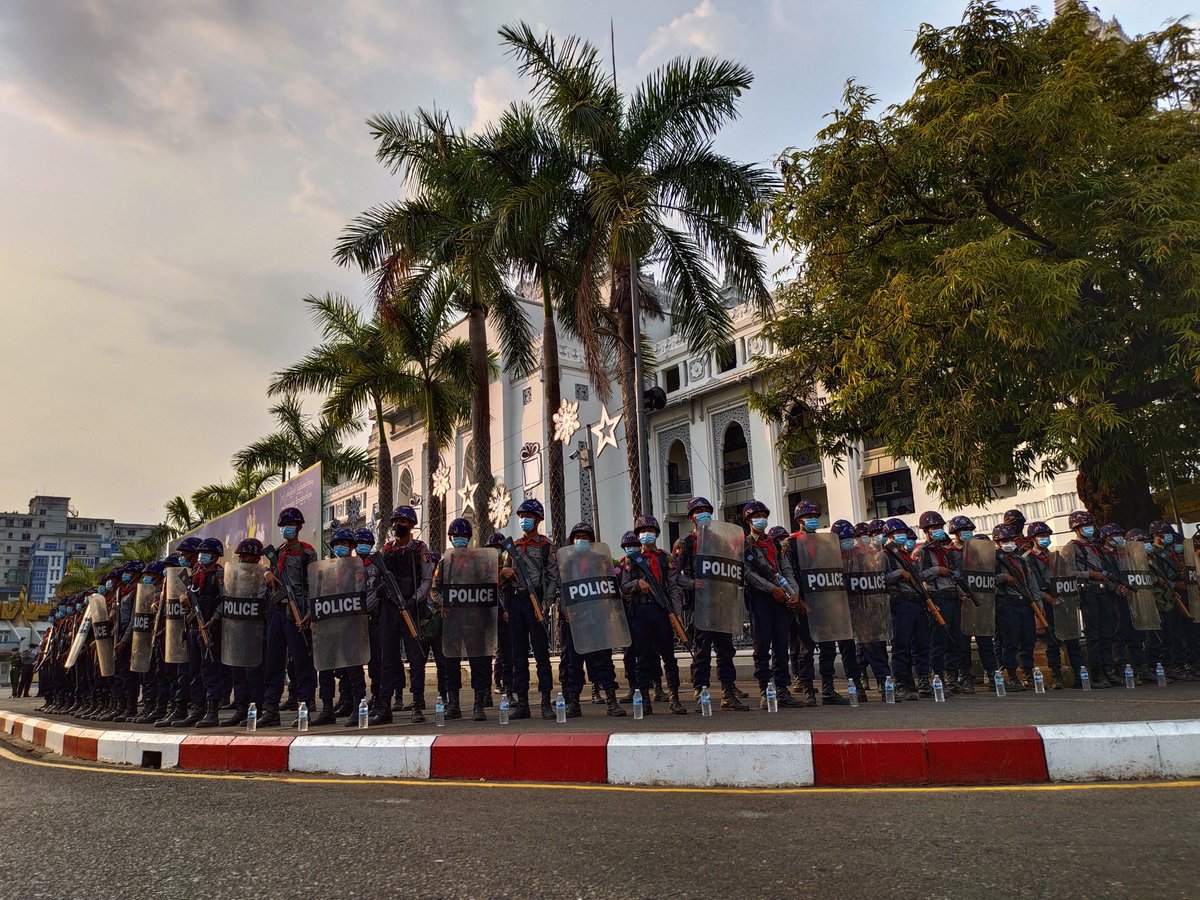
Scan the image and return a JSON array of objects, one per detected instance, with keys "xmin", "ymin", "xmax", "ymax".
[
  {"xmin": 373, "ymin": 535, "xmax": 435, "ymax": 723},
  {"xmin": 263, "ymin": 540, "xmax": 318, "ymax": 724},
  {"xmin": 502, "ymin": 534, "xmax": 558, "ymax": 718},
  {"xmin": 995, "ymin": 544, "xmax": 1035, "ymax": 688},
  {"xmin": 618, "ymin": 542, "xmax": 685, "ymax": 712}
]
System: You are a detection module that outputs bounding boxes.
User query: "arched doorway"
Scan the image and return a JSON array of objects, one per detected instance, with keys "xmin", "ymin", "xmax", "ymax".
[
  {"xmin": 720, "ymin": 422, "xmax": 752, "ymax": 526},
  {"xmin": 666, "ymin": 439, "xmax": 691, "ymax": 546}
]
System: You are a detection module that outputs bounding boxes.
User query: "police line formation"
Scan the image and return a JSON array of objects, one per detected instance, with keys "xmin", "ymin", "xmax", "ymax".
[{"xmin": 27, "ymin": 495, "xmax": 1200, "ymax": 730}]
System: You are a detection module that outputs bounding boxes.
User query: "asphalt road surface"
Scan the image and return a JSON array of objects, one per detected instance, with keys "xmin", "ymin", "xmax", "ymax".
[{"xmin": 2, "ymin": 738, "xmax": 1198, "ymax": 899}]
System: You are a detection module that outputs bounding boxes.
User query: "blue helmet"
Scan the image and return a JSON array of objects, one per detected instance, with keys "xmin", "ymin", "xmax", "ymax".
[
  {"xmin": 569, "ymin": 522, "xmax": 595, "ymax": 542},
  {"xmin": 853, "ymin": 522, "xmax": 870, "ymax": 537},
  {"xmin": 1099, "ymin": 523, "xmax": 1124, "ymax": 539},
  {"xmin": 517, "ymin": 498, "xmax": 544, "ymax": 519},
  {"xmin": 1125, "ymin": 527, "xmax": 1149, "ymax": 542},
  {"xmin": 390, "ymin": 505, "xmax": 417, "ymax": 525},
  {"xmin": 487, "ymin": 533, "xmax": 507, "ymax": 549},
  {"xmin": 331, "ymin": 528, "xmax": 356, "ymax": 545},
  {"xmin": 236, "ymin": 538, "xmax": 264, "ymax": 557},
  {"xmin": 447, "ymin": 518, "xmax": 472, "ymax": 538},
  {"xmin": 634, "ymin": 515, "xmax": 660, "ymax": 534},
  {"xmin": 123, "ymin": 560, "xmax": 145, "ymax": 573},
  {"xmin": 619, "ymin": 530, "xmax": 640, "ymax": 548},
  {"xmin": 883, "ymin": 517, "xmax": 908, "ymax": 535},
  {"xmin": 992, "ymin": 524, "xmax": 1017, "ymax": 541},
  {"xmin": 767, "ymin": 525, "xmax": 789, "ymax": 541},
  {"xmin": 867, "ymin": 518, "xmax": 887, "ymax": 535},
  {"xmin": 277, "ymin": 507, "xmax": 305, "ymax": 526},
  {"xmin": 793, "ymin": 499, "xmax": 821, "ymax": 520},
  {"xmin": 831, "ymin": 520, "xmax": 856, "ymax": 539},
  {"xmin": 918, "ymin": 511, "xmax": 945, "ymax": 530},
  {"xmin": 1026, "ymin": 521, "xmax": 1053, "ymax": 538},
  {"xmin": 353, "ymin": 528, "xmax": 376, "ymax": 545},
  {"xmin": 145, "ymin": 561, "xmax": 167, "ymax": 576},
  {"xmin": 687, "ymin": 497, "xmax": 714, "ymax": 516},
  {"xmin": 742, "ymin": 500, "xmax": 770, "ymax": 520},
  {"xmin": 177, "ymin": 536, "xmax": 203, "ymax": 554},
  {"xmin": 199, "ymin": 538, "xmax": 224, "ymax": 557},
  {"xmin": 947, "ymin": 515, "xmax": 975, "ymax": 534}
]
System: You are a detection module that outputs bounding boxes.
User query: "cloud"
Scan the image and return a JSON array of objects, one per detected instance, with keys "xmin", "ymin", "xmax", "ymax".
[
  {"xmin": 467, "ymin": 66, "xmax": 525, "ymax": 133},
  {"xmin": 637, "ymin": 0, "xmax": 739, "ymax": 67}
]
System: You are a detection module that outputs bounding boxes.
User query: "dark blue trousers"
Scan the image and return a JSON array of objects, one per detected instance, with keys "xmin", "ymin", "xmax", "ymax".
[
  {"xmin": 749, "ymin": 589, "xmax": 792, "ymax": 688},
  {"xmin": 264, "ymin": 608, "xmax": 315, "ymax": 706},
  {"xmin": 630, "ymin": 601, "xmax": 681, "ymax": 692},
  {"xmin": 998, "ymin": 604, "xmax": 1035, "ymax": 676}
]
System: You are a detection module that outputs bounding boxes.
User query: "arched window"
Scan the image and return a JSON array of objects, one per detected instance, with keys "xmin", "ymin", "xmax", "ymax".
[
  {"xmin": 398, "ymin": 468, "xmax": 413, "ymax": 505},
  {"xmin": 667, "ymin": 440, "xmax": 691, "ymax": 497}
]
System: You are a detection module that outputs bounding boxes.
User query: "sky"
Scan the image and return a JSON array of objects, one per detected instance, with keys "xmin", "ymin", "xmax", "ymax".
[{"xmin": 0, "ymin": 0, "xmax": 1186, "ymax": 524}]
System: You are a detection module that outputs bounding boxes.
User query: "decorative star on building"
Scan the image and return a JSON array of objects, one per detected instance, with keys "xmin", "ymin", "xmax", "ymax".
[
  {"xmin": 552, "ymin": 399, "xmax": 581, "ymax": 445},
  {"xmin": 488, "ymin": 483, "xmax": 512, "ymax": 530},
  {"xmin": 431, "ymin": 463, "xmax": 451, "ymax": 499},
  {"xmin": 590, "ymin": 404, "xmax": 622, "ymax": 458},
  {"xmin": 458, "ymin": 479, "xmax": 479, "ymax": 513}
]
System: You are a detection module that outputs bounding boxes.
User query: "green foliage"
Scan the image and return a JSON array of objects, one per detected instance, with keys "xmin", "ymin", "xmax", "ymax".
[
  {"xmin": 233, "ymin": 394, "xmax": 374, "ymax": 487},
  {"xmin": 757, "ymin": 2, "xmax": 1200, "ymax": 509}
]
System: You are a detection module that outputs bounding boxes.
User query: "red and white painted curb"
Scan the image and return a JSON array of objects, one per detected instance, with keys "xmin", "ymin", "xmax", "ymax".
[{"xmin": 3, "ymin": 710, "xmax": 1198, "ymax": 787}]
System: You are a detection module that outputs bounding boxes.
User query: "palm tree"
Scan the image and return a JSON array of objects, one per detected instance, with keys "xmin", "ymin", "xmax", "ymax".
[
  {"xmin": 164, "ymin": 496, "xmax": 201, "ymax": 536},
  {"xmin": 234, "ymin": 394, "xmax": 374, "ymax": 487},
  {"xmin": 191, "ymin": 468, "xmax": 279, "ymax": 522},
  {"xmin": 335, "ymin": 108, "xmax": 536, "ymax": 542},
  {"xmin": 501, "ymin": 23, "xmax": 778, "ymax": 516},
  {"xmin": 55, "ymin": 558, "xmax": 98, "ymax": 598}
]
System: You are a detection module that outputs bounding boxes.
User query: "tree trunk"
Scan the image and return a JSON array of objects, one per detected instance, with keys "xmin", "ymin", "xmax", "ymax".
[
  {"xmin": 613, "ymin": 264, "xmax": 642, "ymax": 518},
  {"xmin": 468, "ymin": 303, "xmax": 495, "ymax": 543},
  {"xmin": 426, "ymin": 431, "xmax": 445, "ymax": 553},
  {"xmin": 541, "ymin": 269, "xmax": 566, "ymax": 548},
  {"xmin": 1076, "ymin": 432, "xmax": 1163, "ymax": 528},
  {"xmin": 373, "ymin": 397, "xmax": 393, "ymax": 539}
]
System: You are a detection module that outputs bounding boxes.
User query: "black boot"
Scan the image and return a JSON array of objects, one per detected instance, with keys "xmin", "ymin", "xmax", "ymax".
[
  {"xmin": 445, "ymin": 691, "xmax": 462, "ymax": 721},
  {"xmin": 280, "ymin": 697, "xmax": 298, "ymax": 712},
  {"xmin": 258, "ymin": 702, "xmax": 282, "ymax": 727},
  {"xmin": 155, "ymin": 701, "xmax": 184, "ymax": 728},
  {"xmin": 853, "ymin": 677, "xmax": 870, "ymax": 702},
  {"xmin": 653, "ymin": 680, "xmax": 667, "ymax": 703},
  {"xmin": 196, "ymin": 700, "xmax": 221, "ymax": 728},
  {"xmin": 802, "ymin": 681, "xmax": 818, "ymax": 707},
  {"xmin": 173, "ymin": 702, "xmax": 202, "ymax": 727},
  {"xmin": 917, "ymin": 677, "xmax": 934, "ymax": 698},
  {"xmin": 618, "ymin": 682, "xmax": 636, "ymax": 704},
  {"xmin": 134, "ymin": 700, "xmax": 160, "ymax": 724},
  {"xmin": 778, "ymin": 685, "xmax": 805, "ymax": 708},
  {"xmin": 821, "ymin": 678, "xmax": 851, "ymax": 706},
  {"xmin": 110, "ymin": 698, "xmax": 130, "ymax": 723},
  {"xmin": 332, "ymin": 695, "xmax": 350, "ymax": 716},
  {"xmin": 482, "ymin": 690, "xmax": 493, "ymax": 708},
  {"xmin": 721, "ymin": 683, "xmax": 749, "ymax": 711},
  {"xmin": 668, "ymin": 689, "xmax": 687, "ymax": 715},
  {"xmin": 540, "ymin": 691, "xmax": 554, "ymax": 720},
  {"xmin": 510, "ymin": 692, "xmax": 531, "ymax": 720},
  {"xmin": 410, "ymin": 692, "xmax": 426, "ymax": 725},
  {"xmin": 957, "ymin": 673, "xmax": 976, "ymax": 695},
  {"xmin": 590, "ymin": 684, "xmax": 603, "ymax": 705},
  {"xmin": 221, "ymin": 704, "xmax": 247, "ymax": 727},
  {"xmin": 311, "ymin": 703, "xmax": 337, "ymax": 726},
  {"xmin": 368, "ymin": 696, "xmax": 393, "ymax": 726},
  {"xmin": 605, "ymin": 687, "xmax": 626, "ymax": 717},
  {"xmin": 472, "ymin": 693, "xmax": 487, "ymax": 722},
  {"xmin": 566, "ymin": 692, "xmax": 583, "ymax": 718},
  {"xmin": 97, "ymin": 699, "xmax": 121, "ymax": 722},
  {"xmin": 732, "ymin": 683, "xmax": 750, "ymax": 698}
]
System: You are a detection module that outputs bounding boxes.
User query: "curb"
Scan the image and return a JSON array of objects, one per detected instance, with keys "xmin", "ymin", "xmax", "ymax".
[{"xmin": 3, "ymin": 711, "xmax": 1199, "ymax": 787}]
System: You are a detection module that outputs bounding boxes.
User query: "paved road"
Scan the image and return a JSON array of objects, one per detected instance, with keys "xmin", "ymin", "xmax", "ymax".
[
  {"xmin": 9, "ymin": 680, "xmax": 1200, "ymax": 738},
  {"xmin": 1, "ymin": 738, "xmax": 1196, "ymax": 899}
]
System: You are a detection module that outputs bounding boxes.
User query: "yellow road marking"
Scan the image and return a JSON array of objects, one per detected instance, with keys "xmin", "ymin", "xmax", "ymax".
[{"xmin": 3, "ymin": 741, "xmax": 1200, "ymax": 796}]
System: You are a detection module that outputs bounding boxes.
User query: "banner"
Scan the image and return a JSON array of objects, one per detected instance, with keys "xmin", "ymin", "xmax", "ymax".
[{"xmin": 174, "ymin": 464, "xmax": 323, "ymax": 555}]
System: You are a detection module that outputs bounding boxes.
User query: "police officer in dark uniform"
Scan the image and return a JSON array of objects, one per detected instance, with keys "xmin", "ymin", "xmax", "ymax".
[
  {"xmin": 917, "ymin": 512, "xmax": 972, "ymax": 694},
  {"xmin": 672, "ymin": 497, "xmax": 748, "ymax": 712},
  {"xmin": 1025, "ymin": 521, "xmax": 1083, "ymax": 689},
  {"xmin": 261, "ymin": 508, "xmax": 318, "ymax": 727},
  {"xmin": 742, "ymin": 501, "xmax": 805, "ymax": 710},
  {"xmin": 501, "ymin": 499, "xmax": 558, "ymax": 720},
  {"xmin": 108, "ymin": 561, "xmax": 143, "ymax": 722},
  {"xmin": 994, "ymin": 524, "xmax": 1035, "ymax": 691},
  {"xmin": 219, "ymin": 539, "xmax": 269, "ymax": 726},
  {"xmin": 882, "ymin": 517, "xmax": 929, "ymax": 701},
  {"xmin": 182, "ymin": 537, "xmax": 225, "ymax": 727},
  {"xmin": 485, "ymin": 531, "xmax": 512, "ymax": 702},
  {"xmin": 1066, "ymin": 510, "xmax": 1115, "ymax": 689},
  {"xmin": 312, "ymin": 529, "xmax": 374, "ymax": 726},
  {"xmin": 432, "ymin": 518, "xmax": 495, "ymax": 722},
  {"xmin": 354, "ymin": 528, "xmax": 386, "ymax": 717}
]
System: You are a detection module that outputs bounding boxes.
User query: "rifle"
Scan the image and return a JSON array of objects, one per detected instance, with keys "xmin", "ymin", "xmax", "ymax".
[
  {"xmin": 631, "ymin": 554, "xmax": 694, "ymax": 656},
  {"xmin": 183, "ymin": 579, "xmax": 215, "ymax": 662},
  {"xmin": 367, "ymin": 550, "xmax": 420, "ymax": 639},
  {"xmin": 745, "ymin": 540, "xmax": 805, "ymax": 614},
  {"xmin": 262, "ymin": 544, "xmax": 313, "ymax": 648},
  {"xmin": 999, "ymin": 553, "xmax": 1051, "ymax": 631},
  {"xmin": 884, "ymin": 547, "xmax": 950, "ymax": 632},
  {"xmin": 1152, "ymin": 573, "xmax": 1196, "ymax": 623},
  {"xmin": 500, "ymin": 537, "xmax": 548, "ymax": 632},
  {"xmin": 925, "ymin": 542, "xmax": 980, "ymax": 608}
]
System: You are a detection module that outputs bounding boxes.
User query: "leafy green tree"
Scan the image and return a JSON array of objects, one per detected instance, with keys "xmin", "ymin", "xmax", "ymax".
[
  {"xmin": 234, "ymin": 394, "xmax": 374, "ymax": 487},
  {"xmin": 757, "ymin": 3, "xmax": 1199, "ymax": 526},
  {"xmin": 191, "ymin": 468, "xmax": 279, "ymax": 522},
  {"xmin": 164, "ymin": 496, "xmax": 201, "ymax": 536},
  {"xmin": 54, "ymin": 558, "xmax": 98, "ymax": 598}
]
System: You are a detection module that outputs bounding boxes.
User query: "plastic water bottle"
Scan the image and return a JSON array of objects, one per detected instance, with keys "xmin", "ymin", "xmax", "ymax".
[
  {"xmin": 1124, "ymin": 663, "xmax": 1135, "ymax": 690},
  {"xmin": 555, "ymin": 691, "xmax": 567, "ymax": 723},
  {"xmin": 884, "ymin": 675, "xmax": 896, "ymax": 704},
  {"xmin": 632, "ymin": 689, "xmax": 644, "ymax": 720},
  {"xmin": 358, "ymin": 698, "xmax": 369, "ymax": 729},
  {"xmin": 932, "ymin": 675, "xmax": 945, "ymax": 703},
  {"xmin": 297, "ymin": 702, "xmax": 309, "ymax": 732},
  {"xmin": 246, "ymin": 703, "xmax": 257, "ymax": 733},
  {"xmin": 993, "ymin": 671, "xmax": 1006, "ymax": 698},
  {"xmin": 435, "ymin": 695, "xmax": 446, "ymax": 727},
  {"xmin": 847, "ymin": 681, "xmax": 859, "ymax": 708},
  {"xmin": 1156, "ymin": 662, "xmax": 1166, "ymax": 687},
  {"xmin": 765, "ymin": 679, "xmax": 778, "ymax": 713},
  {"xmin": 1033, "ymin": 667, "xmax": 1045, "ymax": 695},
  {"xmin": 498, "ymin": 693, "xmax": 510, "ymax": 725},
  {"xmin": 1080, "ymin": 666, "xmax": 1091, "ymax": 692},
  {"xmin": 700, "ymin": 687, "xmax": 712, "ymax": 717}
]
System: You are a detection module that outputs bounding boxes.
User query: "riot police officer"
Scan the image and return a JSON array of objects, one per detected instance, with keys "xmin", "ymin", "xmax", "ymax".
[
  {"xmin": 882, "ymin": 517, "xmax": 929, "ymax": 701},
  {"xmin": 917, "ymin": 512, "xmax": 972, "ymax": 694},
  {"xmin": 110, "ymin": 560, "xmax": 143, "ymax": 722},
  {"xmin": 742, "ymin": 501, "xmax": 805, "ymax": 709},
  {"xmin": 1024, "ymin": 521, "xmax": 1082, "ymax": 689},
  {"xmin": 432, "ymin": 518, "xmax": 495, "ymax": 722},
  {"xmin": 261, "ymin": 508, "xmax": 318, "ymax": 727},
  {"xmin": 559, "ymin": 522, "xmax": 626, "ymax": 718},
  {"xmin": 994, "ymin": 524, "xmax": 1034, "ymax": 691},
  {"xmin": 501, "ymin": 499, "xmax": 558, "ymax": 720}
]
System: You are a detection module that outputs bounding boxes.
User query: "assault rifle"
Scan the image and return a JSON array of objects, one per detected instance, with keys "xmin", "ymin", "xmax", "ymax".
[
  {"xmin": 884, "ymin": 546, "xmax": 951, "ymax": 633},
  {"xmin": 367, "ymin": 550, "xmax": 420, "ymax": 639},
  {"xmin": 500, "ymin": 537, "xmax": 549, "ymax": 633},
  {"xmin": 630, "ymin": 554, "xmax": 694, "ymax": 656},
  {"xmin": 998, "ymin": 553, "xmax": 1052, "ymax": 631},
  {"xmin": 262, "ymin": 544, "xmax": 313, "ymax": 649}
]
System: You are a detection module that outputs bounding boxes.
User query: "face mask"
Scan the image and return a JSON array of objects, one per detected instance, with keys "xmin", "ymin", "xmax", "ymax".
[
  {"xmin": 694, "ymin": 512, "xmax": 713, "ymax": 525},
  {"xmin": 1144, "ymin": 542, "xmax": 1155, "ymax": 554},
  {"xmin": 97, "ymin": 585, "xmax": 107, "ymax": 596},
  {"xmin": 356, "ymin": 544, "xmax": 373, "ymax": 556},
  {"xmin": 1001, "ymin": 542, "xmax": 1016, "ymax": 553},
  {"xmin": 198, "ymin": 553, "xmax": 213, "ymax": 565},
  {"xmin": 574, "ymin": 539, "xmax": 591, "ymax": 550},
  {"xmin": 1163, "ymin": 534, "xmax": 1175, "ymax": 544},
  {"xmin": 638, "ymin": 532, "xmax": 656, "ymax": 545},
  {"xmin": 931, "ymin": 529, "xmax": 947, "ymax": 542},
  {"xmin": 1037, "ymin": 537, "xmax": 1052, "ymax": 549},
  {"xmin": 624, "ymin": 547, "xmax": 639, "ymax": 558},
  {"xmin": 121, "ymin": 573, "xmax": 132, "ymax": 583},
  {"xmin": 751, "ymin": 517, "xmax": 768, "ymax": 532},
  {"xmin": 142, "ymin": 575, "xmax": 154, "ymax": 585},
  {"xmin": 1081, "ymin": 526, "xmax": 1095, "ymax": 539},
  {"xmin": 332, "ymin": 546, "xmax": 351, "ymax": 558},
  {"xmin": 177, "ymin": 554, "xmax": 190, "ymax": 567},
  {"xmin": 282, "ymin": 526, "xmax": 298, "ymax": 540},
  {"xmin": 519, "ymin": 518, "xmax": 535, "ymax": 533},
  {"xmin": 450, "ymin": 536, "xmax": 469, "ymax": 549},
  {"xmin": 840, "ymin": 539, "xmax": 856, "ymax": 551},
  {"xmin": 803, "ymin": 518, "xmax": 820, "ymax": 533},
  {"xmin": 959, "ymin": 531, "xmax": 974, "ymax": 542},
  {"xmin": 873, "ymin": 534, "xmax": 885, "ymax": 546},
  {"xmin": 904, "ymin": 539, "xmax": 916, "ymax": 552},
  {"xmin": 393, "ymin": 524, "xmax": 411, "ymax": 538},
  {"xmin": 1112, "ymin": 536, "xmax": 1125, "ymax": 547}
]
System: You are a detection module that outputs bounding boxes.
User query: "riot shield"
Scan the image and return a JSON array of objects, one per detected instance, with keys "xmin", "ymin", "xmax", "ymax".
[
  {"xmin": 1184, "ymin": 543, "xmax": 1200, "ymax": 620},
  {"xmin": 439, "ymin": 548, "xmax": 500, "ymax": 658},
  {"xmin": 87, "ymin": 593, "xmax": 115, "ymax": 677},
  {"xmin": 791, "ymin": 532, "xmax": 853, "ymax": 643},
  {"xmin": 960, "ymin": 540, "xmax": 997, "ymax": 638},
  {"xmin": 1050, "ymin": 550, "xmax": 1082, "ymax": 642},
  {"xmin": 129, "ymin": 583, "xmax": 156, "ymax": 673},
  {"xmin": 221, "ymin": 561, "xmax": 267, "ymax": 668},
  {"xmin": 308, "ymin": 557, "xmax": 368, "ymax": 671},
  {"xmin": 1121, "ymin": 543, "xmax": 1161, "ymax": 632},
  {"xmin": 845, "ymin": 549, "xmax": 892, "ymax": 643},
  {"xmin": 65, "ymin": 613, "xmax": 91, "ymax": 669},
  {"xmin": 559, "ymin": 543, "xmax": 630, "ymax": 655},
  {"xmin": 693, "ymin": 522, "xmax": 745, "ymax": 636},
  {"xmin": 163, "ymin": 567, "xmax": 189, "ymax": 665}
]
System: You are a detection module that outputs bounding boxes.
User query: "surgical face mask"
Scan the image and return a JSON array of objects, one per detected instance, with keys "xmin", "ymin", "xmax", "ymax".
[
  {"xmin": 356, "ymin": 544, "xmax": 373, "ymax": 556},
  {"xmin": 198, "ymin": 553, "xmax": 213, "ymax": 565},
  {"xmin": 121, "ymin": 573, "xmax": 132, "ymax": 583},
  {"xmin": 624, "ymin": 546, "xmax": 639, "ymax": 558},
  {"xmin": 889, "ymin": 534, "xmax": 905, "ymax": 546},
  {"xmin": 638, "ymin": 531, "xmax": 656, "ymax": 545},
  {"xmin": 332, "ymin": 545, "xmax": 352, "ymax": 558},
  {"xmin": 1037, "ymin": 536, "xmax": 1052, "ymax": 549},
  {"xmin": 873, "ymin": 534, "xmax": 885, "ymax": 546},
  {"xmin": 840, "ymin": 539, "xmax": 856, "ymax": 551},
  {"xmin": 97, "ymin": 585, "xmax": 107, "ymax": 595},
  {"xmin": 450, "ymin": 536, "xmax": 470, "ymax": 549},
  {"xmin": 1111, "ymin": 536, "xmax": 1125, "ymax": 547},
  {"xmin": 574, "ymin": 539, "xmax": 591, "ymax": 550},
  {"xmin": 694, "ymin": 512, "xmax": 713, "ymax": 525},
  {"xmin": 282, "ymin": 526, "xmax": 298, "ymax": 540},
  {"xmin": 142, "ymin": 575, "xmax": 154, "ymax": 585},
  {"xmin": 177, "ymin": 554, "xmax": 190, "ymax": 567},
  {"xmin": 1001, "ymin": 542, "xmax": 1016, "ymax": 553},
  {"xmin": 519, "ymin": 517, "xmax": 535, "ymax": 533},
  {"xmin": 1081, "ymin": 526, "xmax": 1095, "ymax": 539},
  {"xmin": 803, "ymin": 518, "xmax": 820, "ymax": 533},
  {"xmin": 392, "ymin": 523, "xmax": 411, "ymax": 537},
  {"xmin": 1144, "ymin": 542, "xmax": 1155, "ymax": 554},
  {"xmin": 931, "ymin": 529, "xmax": 947, "ymax": 542},
  {"xmin": 959, "ymin": 531, "xmax": 974, "ymax": 542},
  {"xmin": 1163, "ymin": 533, "xmax": 1175, "ymax": 544},
  {"xmin": 904, "ymin": 538, "xmax": 916, "ymax": 551},
  {"xmin": 750, "ymin": 517, "xmax": 768, "ymax": 532}
]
